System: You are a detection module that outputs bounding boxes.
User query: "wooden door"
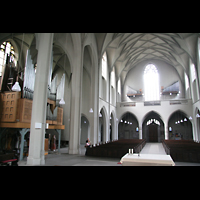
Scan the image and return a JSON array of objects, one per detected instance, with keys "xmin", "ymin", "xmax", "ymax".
[{"xmin": 149, "ymin": 124, "xmax": 158, "ymax": 142}]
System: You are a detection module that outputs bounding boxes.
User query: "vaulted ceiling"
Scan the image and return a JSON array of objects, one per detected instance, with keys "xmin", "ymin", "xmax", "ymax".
[
  {"xmin": 95, "ymin": 33, "xmax": 200, "ymax": 83},
  {"xmin": 1, "ymin": 33, "xmax": 199, "ymax": 85}
]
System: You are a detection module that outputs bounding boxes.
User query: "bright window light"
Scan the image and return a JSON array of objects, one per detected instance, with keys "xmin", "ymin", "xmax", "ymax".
[
  {"xmin": 144, "ymin": 64, "xmax": 159, "ymax": 101},
  {"xmin": 185, "ymin": 73, "xmax": 189, "ymax": 90},
  {"xmin": 102, "ymin": 52, "xmax": 107, "ymax": 80},
  {"xmin": 191, "ymin": 63, "xmax": 196, "ymax": 82}
]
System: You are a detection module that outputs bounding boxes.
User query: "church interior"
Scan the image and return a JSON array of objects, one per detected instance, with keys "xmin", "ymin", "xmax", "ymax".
[{"xmin": 1, "ymin": 33, "xmax": 200, "ymax": 166}]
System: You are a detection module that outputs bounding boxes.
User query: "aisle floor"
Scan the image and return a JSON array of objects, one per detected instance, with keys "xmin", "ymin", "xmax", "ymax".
[
  {"xmin": 18, "ymin": 144, "xmax": 200, "ymax": 166},
  {"xmin": 140, "ymin": 143, "xmax": 167, "ymax": 155}
]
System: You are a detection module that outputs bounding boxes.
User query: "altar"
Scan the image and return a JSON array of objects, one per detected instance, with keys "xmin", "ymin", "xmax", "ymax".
[{"xmin": 120, "ymin": 153, "xmax": 175, "ymax": 166}]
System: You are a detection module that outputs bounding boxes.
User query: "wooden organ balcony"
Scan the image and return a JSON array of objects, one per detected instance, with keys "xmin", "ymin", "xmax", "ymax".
[{"xmin": 0, "ymin": 91, "xmax": 64, "ymax": 130}]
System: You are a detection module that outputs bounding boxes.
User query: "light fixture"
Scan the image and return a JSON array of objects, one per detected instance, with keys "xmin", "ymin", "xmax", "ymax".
[
  {"xmin": 12, "ymin": 81, "xmax": 21, "ymax": 91},
  {"xmin": 189, "ymin": 116, "xmax": 192, "ymax": 120},
  {"xmin": 196, "ymin": 113, "xmax": 200, "ymax": 118},
  {"xmin": 180, "ymin": 119, "xmax": 183, "ymax": 123},
  {"xmin": 89, "ymin": 108, "xmax": 93, "ymax": 113},
  {"xmin": 99, "ymin": 113, "xmax": 102, "ymax": 117},
  {"xmin": 184, "ymin": 118, "xmax": 187, "ymax": 121},
  {"xmin": 59, "ymin": 97, "xmax": 65, "ymax": 105},
  {"xmin": 175, "ymin": 122, "xmax": 177, "ymax": 124}
]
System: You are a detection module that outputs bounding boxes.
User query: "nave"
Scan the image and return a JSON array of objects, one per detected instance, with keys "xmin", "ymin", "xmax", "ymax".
[
  {"xmin": 1, "ymin": 33, "xmax": 200, "ymax": 166},
  {"xmin": 18, "ymin": 144, "xmax": 200, "ymax": 166}
]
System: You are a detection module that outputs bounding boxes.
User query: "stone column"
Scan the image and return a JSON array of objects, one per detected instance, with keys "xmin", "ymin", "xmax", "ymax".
[
  {"xmin": 139, "ymin": 121, "xmax": 142, "ymax": 139},
  {"xmin": 164, "ymin": 122, "xmax": 169, "ymax": 140},
  {"xmin": 68, "ymin": 47, "xmax": 82, "ymax": 154},
  {"xmin": 27, "ymin": 33, "xmax": 54, "ymax": 165},
  {"xmin": 89, "ymin": 57, "xmax": 98, "ymax": 146}
]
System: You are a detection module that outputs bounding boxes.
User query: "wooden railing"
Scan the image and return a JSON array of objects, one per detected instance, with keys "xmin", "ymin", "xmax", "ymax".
[
  {"xmin": 134, "ymin": 139, "xmax": 146, "ymax": 153},
  {"xmin": 162, "ymin": 140, "xmax": 170, "ymax": 155}
]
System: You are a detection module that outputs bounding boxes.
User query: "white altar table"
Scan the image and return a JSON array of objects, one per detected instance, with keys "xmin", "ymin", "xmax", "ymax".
[{"xmin": 120, "ymin": 153, "xmax": 175, "ymax": 166}]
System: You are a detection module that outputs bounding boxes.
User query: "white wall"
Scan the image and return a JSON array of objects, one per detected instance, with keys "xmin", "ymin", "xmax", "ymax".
[
  {"xmin": 123, "ymin": 60, "xmax": 184, "ymax": 102},
  {"xmin": 116, "ymin": 100, "xmax": 193, "ymax": 139}
]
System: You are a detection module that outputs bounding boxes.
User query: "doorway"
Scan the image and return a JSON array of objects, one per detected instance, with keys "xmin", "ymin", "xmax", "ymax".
[
  {"xmin": 149, "ymin": 123, "xmax": 158, "ymax": 142},
  {"xmin": 142, "ymin": 111, "xmax": 164, "ymax": 143}
]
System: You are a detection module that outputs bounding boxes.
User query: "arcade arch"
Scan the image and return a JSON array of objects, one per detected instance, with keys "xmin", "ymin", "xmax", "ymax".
[
  {"xmin": 142, "ymin": 111, "xmax": 165, "ymax": 142},
  {"xmin": 99, "ymin": 107, "xmax": 107, "ymax": 143},
  {"xmin": 118, "ymin": 112, "xmax": 139, "ymax": 139},
  {"xmin": 80, "ymin": 115, "xmax": 90, "ymax": 145},
  {"xmin": 168, "ymin": 110, "xmax": 193, "ymax": 140}
]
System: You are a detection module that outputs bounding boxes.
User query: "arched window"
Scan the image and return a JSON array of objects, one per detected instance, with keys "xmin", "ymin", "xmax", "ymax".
[
  {"xmin": 0, "ymin": 41, "xmax": 16, "ymax": 76},
  {"xmin": 111, "ymin": 69, "xmax": 115, "ymax": 88},
  {"xmin": 185, "ymin": 73, "xmax": 189, "ymax": 90},
  {"xmin": 191, "ymin": 63, "xmax": 196, "ymax": 82},
  {"xmin": 144, "ymin": 64, "xmax": 159, "ymax": 101},
  {"xmin": 117, "ymin": 79, "xmax": 121, "ymax": 94},
  {"xmin": 102, "ymin": 52, "xmax": 107, "ymax": 80}
]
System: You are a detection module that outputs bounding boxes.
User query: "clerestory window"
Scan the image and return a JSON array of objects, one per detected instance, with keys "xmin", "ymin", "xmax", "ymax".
[{"xmin": 102, "ymin": 52, "xmax": 107, "ymax": 80}]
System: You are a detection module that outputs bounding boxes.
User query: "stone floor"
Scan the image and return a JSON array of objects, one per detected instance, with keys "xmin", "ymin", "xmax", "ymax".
[
  {"xmin": 140, "ymin": 143, "xmax": 167, "ymax": 155},
  {"xmin": 18, "ymin": 145, "xmax": 121, "ymax": 166},
  {"xmin": 18, "ymin": 143, "xmax": 200, "ymax": 166}
]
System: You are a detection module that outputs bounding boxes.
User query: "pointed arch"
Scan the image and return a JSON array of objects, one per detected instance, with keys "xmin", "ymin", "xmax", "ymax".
[
  {"xmin": 142, "ymin": 111, "xmax": 165, "ymax": 142},
  {"xmin": 118, "ymin": 112, "xmax": 139, "ymax": 139},
  {"xmin": 167, "ymin": 110, "xmax": 193, "ymax": 140},
  {"xmin": 99, "ymin": 106, "xmax": 108, "ymax": 143},
  {"xmin": 80, "ymin": 114, "xmax": 90, "ymax": 145}
]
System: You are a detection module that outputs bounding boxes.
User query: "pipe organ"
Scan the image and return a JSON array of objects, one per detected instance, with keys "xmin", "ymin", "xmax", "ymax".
[{"xmin": 0, "ymin": 49, "xmax": 64, "ymax": 125}]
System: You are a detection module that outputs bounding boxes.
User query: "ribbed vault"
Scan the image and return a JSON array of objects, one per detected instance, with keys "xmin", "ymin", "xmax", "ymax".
[{"xmin": 95, "ymin": 33, "xmax": 200, "ymax": 84}]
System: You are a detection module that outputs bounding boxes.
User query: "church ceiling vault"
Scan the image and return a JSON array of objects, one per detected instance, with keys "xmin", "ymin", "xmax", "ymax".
[
  {"xmin": 0, "ymin": 33, "xmax": 199, "ymax": 85},
  {"xmin": 96, "ymin": 33, "xmax": 200, "ymax": 83}
]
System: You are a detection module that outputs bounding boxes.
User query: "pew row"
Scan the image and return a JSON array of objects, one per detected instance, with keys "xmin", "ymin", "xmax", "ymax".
[
  {"xmin": 162, "ymin": 140, "xmax": 200, "ymax": 163},
  {"xmin": 86, "ymin": 139, "xmax": 146, "ymax": 158}
]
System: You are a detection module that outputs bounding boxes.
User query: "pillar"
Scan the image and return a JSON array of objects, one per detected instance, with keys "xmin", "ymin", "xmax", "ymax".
[
  {"xmin": 68, "ymin": 45, "xmax": 82, "ymax": 154},
  {"xmin": 55, "ymin": 129, "xmax": 61, "ymax": 154},
  {"xmin": 89, "ymin": 58, "xmax": 98, "ymax": 146},
  {"xmin": 27, "ymin": 33, "xmax": 54, "ymax": 165},
  {"xmin": 164, "ymin": 122, "xmax": 169, "ymax": 140},
  {"xmin": 139, "ymin": 121, "xmax": 142, "ymax": 139},
  {"xmin": 19, "ymin": 128, "xmax": 30, "ymax": 161}
]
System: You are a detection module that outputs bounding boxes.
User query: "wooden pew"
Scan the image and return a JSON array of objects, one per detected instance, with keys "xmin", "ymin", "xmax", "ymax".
[
  {"xmin": 162, "ymin": 140, "xmax": 200, "ymax": 163},
  {"xmin": 86, "ymin": 139, "xmax": 146, "ymax": 158}
]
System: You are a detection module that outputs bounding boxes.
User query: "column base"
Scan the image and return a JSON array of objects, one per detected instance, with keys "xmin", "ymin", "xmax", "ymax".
[
  {"xmin": 27, "ymin": 156, "xmax": 41, "ymax": 166},
  {"xmin": 68, "ymin": 149, "xmax": 79, "ymax": 154}
]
